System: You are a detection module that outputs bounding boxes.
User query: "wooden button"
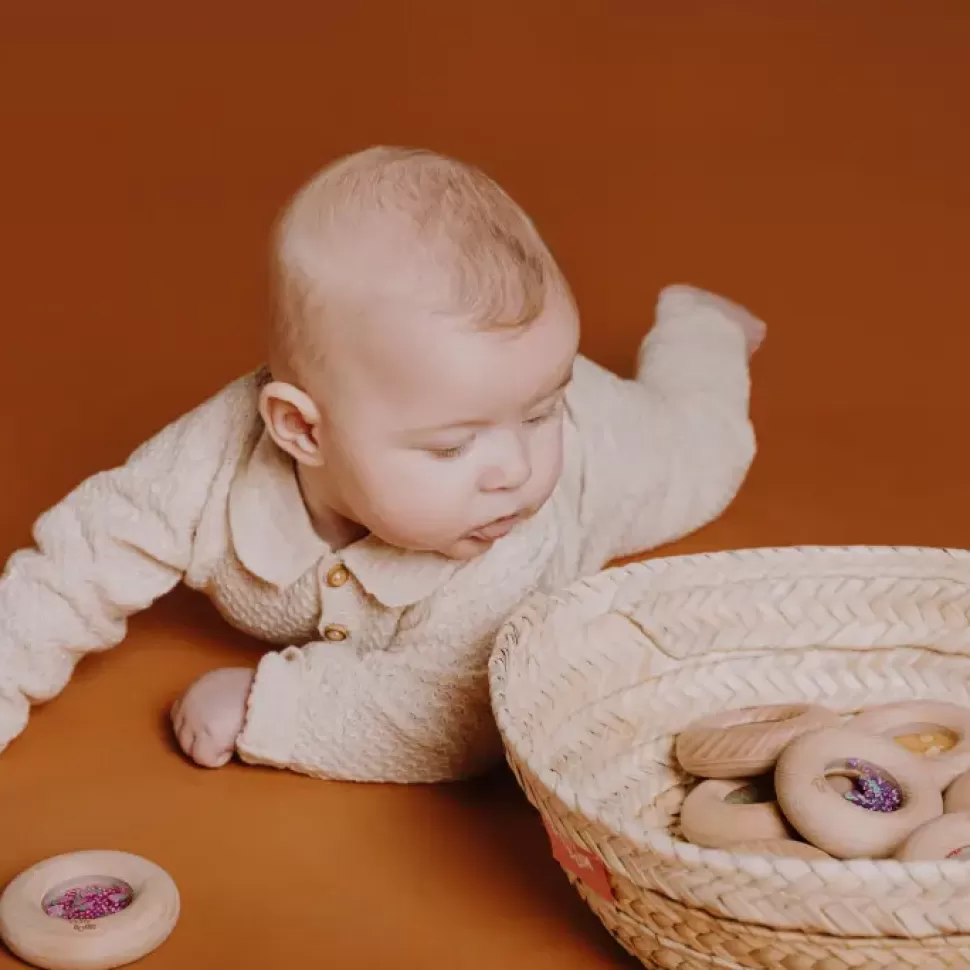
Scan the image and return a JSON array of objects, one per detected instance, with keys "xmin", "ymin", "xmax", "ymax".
[
  {"xmin": 323, "ymin": 625, "xmax": 348, "ymax": 642},
  {"xmin": 326, "ymin": 564, "xmax": 349, "ymax": 588}
]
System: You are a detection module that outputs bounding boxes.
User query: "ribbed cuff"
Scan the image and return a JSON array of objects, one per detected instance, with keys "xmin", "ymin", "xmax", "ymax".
[{"xmin": 235, "ymin": 648, "xmax": 303, "ymax": 768}]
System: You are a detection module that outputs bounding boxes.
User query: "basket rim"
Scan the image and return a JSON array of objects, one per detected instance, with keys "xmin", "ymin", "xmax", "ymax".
[{"xmin": 489, "ymin": 543, "xmax": 970, "ymax": 882}]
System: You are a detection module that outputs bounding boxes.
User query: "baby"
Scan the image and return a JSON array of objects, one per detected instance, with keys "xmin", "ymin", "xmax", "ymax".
[{"xmin": 0, "ymin": 147, "xmax": 764, "ymax": 783}]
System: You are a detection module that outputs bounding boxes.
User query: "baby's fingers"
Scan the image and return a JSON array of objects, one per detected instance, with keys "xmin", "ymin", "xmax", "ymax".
[
  {"xmin": 170, "ymin": 698, "xmax": 185, "ymax": 734},
  {"xmin": 174, "ymin": 720, "xmax": 195, "ymax": 759},
  {"xmin": 190, "ymin": 727, "xmax": 234, "ymax": 768}
]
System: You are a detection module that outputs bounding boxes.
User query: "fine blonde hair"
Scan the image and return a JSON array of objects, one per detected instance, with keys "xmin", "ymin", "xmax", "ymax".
[{"xmin": 269, "ymin": 146, "xmax": 569, "ymax": 377}]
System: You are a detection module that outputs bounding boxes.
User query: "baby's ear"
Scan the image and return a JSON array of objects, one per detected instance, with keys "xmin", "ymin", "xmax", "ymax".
[{"xmin": 258, "ymin": 381, "xmax": 326, "ymax": 467}]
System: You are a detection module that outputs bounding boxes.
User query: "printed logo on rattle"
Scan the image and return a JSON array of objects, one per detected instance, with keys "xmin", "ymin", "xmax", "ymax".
[{"xmin": 71, "ymin": 920, "xmax": 97, "ymax": 933}]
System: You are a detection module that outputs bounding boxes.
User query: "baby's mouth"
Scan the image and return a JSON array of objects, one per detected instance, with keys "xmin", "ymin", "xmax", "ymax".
[{"xmin": 468, "ymin": 514, "xmax": 522, "ymax": 541}]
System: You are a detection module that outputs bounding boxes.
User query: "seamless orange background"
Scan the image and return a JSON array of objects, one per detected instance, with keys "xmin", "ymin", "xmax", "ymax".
[{"xmin": 0, "ymin": 4, "xmax": 968, "ymax": 967}]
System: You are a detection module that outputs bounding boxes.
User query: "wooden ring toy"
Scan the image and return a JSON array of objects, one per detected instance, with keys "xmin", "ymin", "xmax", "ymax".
[
  {"xmin": 850, "ymin": 701, "xmax": 970, "ymax": 789},
  {"xmin": 0, "ymin": 851, "xmax": 179, "ymax": 970},
  {"xmin": 675, "ymin": 703, "xmax": 841, "ymax": 779},
  {"xmin": 730, "ymin": 839, "xmax": 833, "ymax": 861},
  {"xmin": 895, "ymin": 812, "xmax": 970, "ymax": 861},
  {"xmin": 774, "ymin": 726, "xmax": 943, "ymax": 859},
  {"xmin": 679, "ymin": 777, "xmax": 791, "ymax": 849},
  {"xmin": 944, "ymin": 770, "xmax": 970, "ymax": 813}
]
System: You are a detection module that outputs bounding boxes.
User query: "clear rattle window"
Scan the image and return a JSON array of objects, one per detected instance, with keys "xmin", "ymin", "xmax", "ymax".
[{"xmin": 42, "ymin": 876, "xmax": 134, "ymax": 920}]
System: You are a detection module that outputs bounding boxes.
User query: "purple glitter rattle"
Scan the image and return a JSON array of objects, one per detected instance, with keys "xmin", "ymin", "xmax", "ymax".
[{"xmin": 842, "ymin": 758, "xmax": 902, "ymax": 813}]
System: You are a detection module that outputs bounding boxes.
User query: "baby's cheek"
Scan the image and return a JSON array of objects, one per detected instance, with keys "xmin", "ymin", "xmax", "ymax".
[
  {"xmin": 362, "ymin": 460, "xmax": 466, "ymax": 535},
  {"xmin": 530, "ymin": 426, "xmax": 566, "ymax": 496}
]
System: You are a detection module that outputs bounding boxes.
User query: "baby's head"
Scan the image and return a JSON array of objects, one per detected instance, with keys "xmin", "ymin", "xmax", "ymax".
[{"xmin": 259, "ymin": 146, "xmax": 579, "ymax": 560}]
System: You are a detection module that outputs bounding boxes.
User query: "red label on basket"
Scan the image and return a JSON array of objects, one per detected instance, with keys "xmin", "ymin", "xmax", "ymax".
[{"xmin": 544, "ymin": 822, "xmax": 614, "ymax": 900}]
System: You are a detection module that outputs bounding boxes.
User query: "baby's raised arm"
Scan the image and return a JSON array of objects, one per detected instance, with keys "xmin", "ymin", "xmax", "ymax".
[
  {"xmin": 0, "ymin": 378, "xmax": 248, "ymax": 753},
  {"xmin": 568, "ymin": 284, "xmax": 763, "ymax": 571}
]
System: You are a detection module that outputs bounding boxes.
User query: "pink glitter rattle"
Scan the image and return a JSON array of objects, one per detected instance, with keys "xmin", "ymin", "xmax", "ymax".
[{"xmin": 0, "ymin": 851, "xmax": 179, "ymax": 970}]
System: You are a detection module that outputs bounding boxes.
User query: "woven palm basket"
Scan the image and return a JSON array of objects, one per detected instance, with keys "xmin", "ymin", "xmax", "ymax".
[{"xmin": 489, "ymin": 546, "xmax": 970, "ymax": 970}]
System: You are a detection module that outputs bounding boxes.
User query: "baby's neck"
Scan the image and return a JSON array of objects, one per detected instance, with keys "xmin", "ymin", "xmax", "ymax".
[{"xmin": 296, "ymin": 467, "xmax": 369, "ymax": 551}]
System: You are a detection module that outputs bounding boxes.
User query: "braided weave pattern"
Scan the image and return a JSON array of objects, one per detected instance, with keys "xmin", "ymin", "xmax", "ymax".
[{"xmin": 489, "ymin": 547, "xmax": 970, "ymax": 967}]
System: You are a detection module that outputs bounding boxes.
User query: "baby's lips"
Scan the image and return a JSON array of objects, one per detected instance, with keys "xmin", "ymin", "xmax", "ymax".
[{"xmin": 470, "ymin": 515, "xmax": 520, "ymax": 541}]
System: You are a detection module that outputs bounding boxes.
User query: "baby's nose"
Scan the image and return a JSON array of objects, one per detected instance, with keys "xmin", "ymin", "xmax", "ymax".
[{"xmin": 481, "ymin": 437, "xmax": 531, "ymax": 492}]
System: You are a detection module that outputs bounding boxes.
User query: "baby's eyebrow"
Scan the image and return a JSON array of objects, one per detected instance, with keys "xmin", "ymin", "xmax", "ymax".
[
  {"xmin": 414, "ymin": 418, "xmax": 488, "ymax": 434},
  {"xmin": 405, "ymin": 414, "xmax": 489, "ymax": 435},
  {"xmin": 409, "ymin": 366, "xmax": 574, "ymax": 435},
  {"xmin": 532, "ymin": 366, "xmax": 574, "ymax": 403}
]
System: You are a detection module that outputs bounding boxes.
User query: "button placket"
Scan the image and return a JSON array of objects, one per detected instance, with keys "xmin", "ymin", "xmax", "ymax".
[{"xmin": 318, "ymin": 559, "xmax": 356, "ymax": 642}]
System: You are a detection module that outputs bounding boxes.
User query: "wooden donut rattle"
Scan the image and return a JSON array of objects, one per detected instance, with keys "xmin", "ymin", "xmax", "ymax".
[
  {"xmin": 850, "ymin": 701, "xmax": 970, "ymax": 790},
  {"xmin": 730, "ymin": 839, "xmax": 833, "ymax": 861},
  {"xmin": 944, "ymin": 770, "xmax": 970, "ymax": 813},
  {"xmin": 675, "ymin": 703, "xmax": 841, "ymax": 779},
  {"xmin": 0, "ymin": 851, "xmax": 179, "ymax": 970},
  {"xmin": 895, "ymin": 812, "xmax": 970, "ymax": 862},
  {"xmin": 679, "ymin": 777, "xmax": 791, "ymax": 849},
  {"xmin": 774, "ymin": 727, "xmax": 943, "ymax": 859}
]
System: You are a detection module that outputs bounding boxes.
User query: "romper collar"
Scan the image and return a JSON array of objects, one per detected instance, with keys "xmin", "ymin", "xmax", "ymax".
[{"xmin": 227, "ymin": 430, "xmax": 461, "ymax": 608}]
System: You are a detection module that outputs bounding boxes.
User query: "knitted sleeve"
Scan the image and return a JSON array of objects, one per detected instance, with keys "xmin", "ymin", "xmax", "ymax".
[
  {"xmin": 0, "ymin": 375, "xmax": 251, "ymax": 752},
  {"xmin": 235, "ymin": 639, "xmax": 501, "ymax": 783},
  {"xmin": 233, "ymin": 552, "xmax": 547, "ymax": 783},
  {"xmin": 567, "ymin": 285, "xmax": 759, "ymax": 572}
]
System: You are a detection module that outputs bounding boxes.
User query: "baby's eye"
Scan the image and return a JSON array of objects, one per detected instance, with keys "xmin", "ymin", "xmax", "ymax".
[
  {"xmin": 427, "ymin": 442, "xmax": 470, "ymax": 460},
  {"xmin": 525, "ymin": 401, "xmax": 562, "ymax": 425}
]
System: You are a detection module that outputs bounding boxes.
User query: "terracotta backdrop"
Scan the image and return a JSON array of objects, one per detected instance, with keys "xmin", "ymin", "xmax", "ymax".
[{"xmin": 1, "ymin": 3, "xmax": 968, "ymax": 967}]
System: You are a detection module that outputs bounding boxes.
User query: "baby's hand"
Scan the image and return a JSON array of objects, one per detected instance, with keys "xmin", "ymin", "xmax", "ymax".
[
  {"xmin": 660, "ymin": 284, "xmax": 766, "ymax": 357},
  {"xmin": 170, "ymin": 667, "xmax": 255, "ymax": 768}
]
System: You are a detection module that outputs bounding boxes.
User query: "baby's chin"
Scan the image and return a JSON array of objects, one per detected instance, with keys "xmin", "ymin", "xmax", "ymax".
[
  {"xmin": 366, "ymin": 528, "xmax": 494, "ymax": 562},
  {"xmin": 436, "ymin": 535, "xmax": 498, "ymax": 561}
]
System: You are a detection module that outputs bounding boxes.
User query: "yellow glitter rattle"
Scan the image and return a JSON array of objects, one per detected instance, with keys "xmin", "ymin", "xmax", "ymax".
[{"xmin": 0, "ymin": 851, "xmax": 178, "ymax": 970}]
